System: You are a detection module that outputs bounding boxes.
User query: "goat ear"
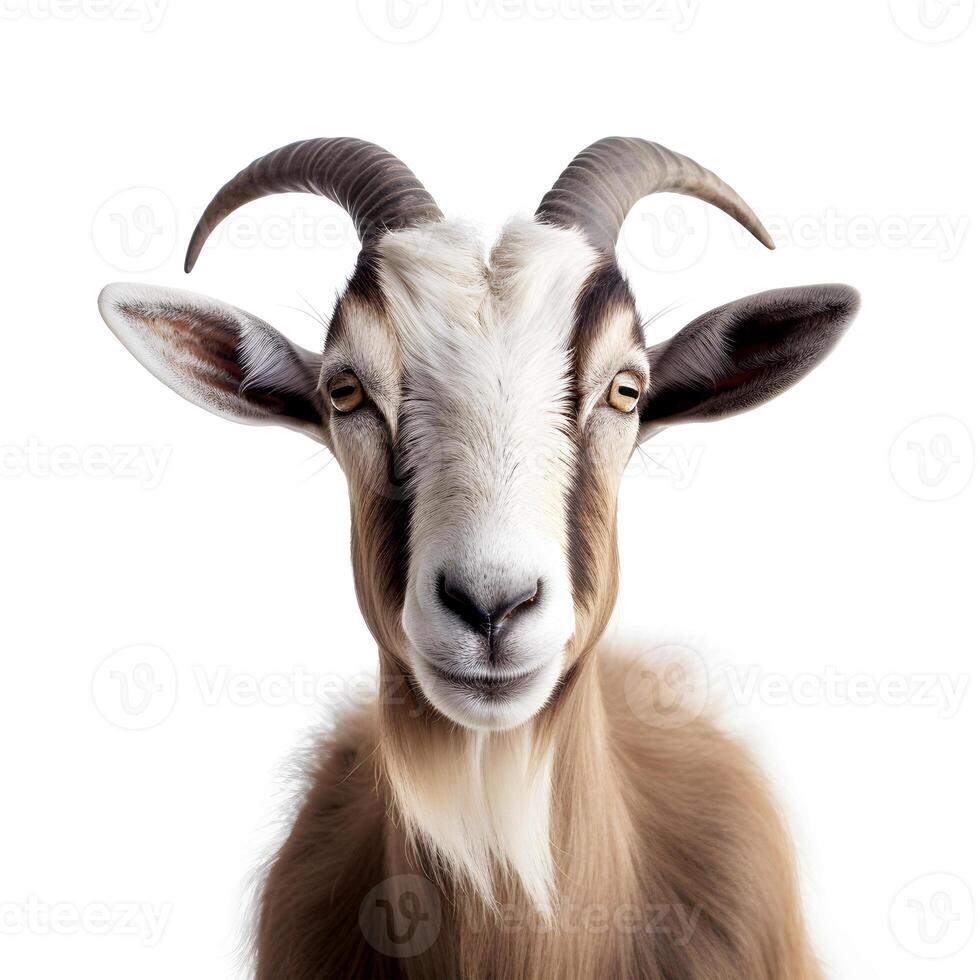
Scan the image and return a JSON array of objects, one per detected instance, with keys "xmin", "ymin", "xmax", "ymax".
[
  {"xmin": 98, "ymin": 283, "xmax": 326, "ymax": 441},
  {"xmin": 640, "ymin": 284, "xmax": 859, "ymax": 435}
]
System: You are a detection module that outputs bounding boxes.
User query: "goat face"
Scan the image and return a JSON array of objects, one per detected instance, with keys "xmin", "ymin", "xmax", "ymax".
[
  {"xmin": 99, "ymin": 137, "xmax": 860, "ymax": 732},
  {"xmin": 326, "ymin": 219, "xmax": 649, "ymax": 730}
]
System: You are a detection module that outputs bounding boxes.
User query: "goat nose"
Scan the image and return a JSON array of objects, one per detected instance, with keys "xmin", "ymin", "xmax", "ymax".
[{"xmin": 437, "ymin": 574, "xmax": 540, "ymax": 643}]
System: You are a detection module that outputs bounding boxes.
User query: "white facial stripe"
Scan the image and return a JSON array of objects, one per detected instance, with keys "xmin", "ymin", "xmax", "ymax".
[
  {"xmin": 368, "ymin": 219, "xmax": 600, "ymax": 730},
  {"xmin": 376, "ymin": 218, "xmax": 599, "ymax": 547}
]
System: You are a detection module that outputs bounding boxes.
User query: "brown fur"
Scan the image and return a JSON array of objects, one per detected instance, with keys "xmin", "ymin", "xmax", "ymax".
[
  {"xmin": 256, "ymin": 648, "xmax": 820, "ymax": 979},
  {"xmin": 253, "ymin": 271, "xmax": 823, "ymax": 979}
]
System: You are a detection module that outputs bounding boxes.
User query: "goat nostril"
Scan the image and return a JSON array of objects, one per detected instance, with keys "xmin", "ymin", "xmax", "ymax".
[
  {"xmin": 437, "ymin": 575, "xmax": 542, "ymax": 640},
  {"xmin": 438, "ymin": 576, "xmax": 492, "ymax": 635},
  {"xmin": 496, "ymin": 581, "xmax": 540, "ymax": 626}
]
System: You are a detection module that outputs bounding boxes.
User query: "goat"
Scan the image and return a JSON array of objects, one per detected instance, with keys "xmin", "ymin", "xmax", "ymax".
[{"xmin": 98, "ymin": 136, "xmax": 859, "ymax": 979}]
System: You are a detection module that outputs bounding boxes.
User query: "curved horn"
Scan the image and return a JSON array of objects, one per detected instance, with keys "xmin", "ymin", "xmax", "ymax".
[
  {"xmin": 536, "ymin": 136, "xmax": 774, "ymax": 253},
  {"xmin": 184, "ymin": 138, "xmax": 443, "ymax": 273}
]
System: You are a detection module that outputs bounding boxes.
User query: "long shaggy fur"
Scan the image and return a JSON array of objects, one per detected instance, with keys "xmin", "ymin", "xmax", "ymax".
[{"xmin": 256, "ymin": 646, "xmax": 821, "ymax": 979}]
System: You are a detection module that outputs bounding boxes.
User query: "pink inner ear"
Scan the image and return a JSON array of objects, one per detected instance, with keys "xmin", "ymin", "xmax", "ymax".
[{"xmin": 99, "ymin": 283, "xmax": 326, "ymax": 438}]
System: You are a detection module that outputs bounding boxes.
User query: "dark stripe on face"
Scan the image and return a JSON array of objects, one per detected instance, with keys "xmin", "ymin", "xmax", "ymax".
[
  {"xmin": 562, "ymin": 260, "xmax": 640, "ymax": 623},
  {"xmin": 350, "ymin": 477, "xmax": 412, "ymax": 650},
  {"xmin": 342, "ymin": 402, "xmax": 413, "ymax": 651},
  {"xmin": 322, "ymin": 249, "xmax": 391, "ymax": 357},
  {"xmin": 566, "ymin": 430, "xmax": 599, "ymax": 606},
  {"xmin": 569, "ymin": 260, "xmax": 644, "ymax": 374},
  {"xmin": 325, "ymin": 253, "xmax": 413, "ymax": 648},
  {"xmin": 565, "ymin": 440, "xmax": 624, "ymax": 664},
  {"xmin": 343, "ymin": 249, "xmax": 388, "ymax": 313}
]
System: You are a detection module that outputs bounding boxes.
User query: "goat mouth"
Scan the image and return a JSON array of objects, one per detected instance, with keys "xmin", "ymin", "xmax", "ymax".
[{"xmin": 427, "ymin": 663, "xmax": 546, "ymax": 699}]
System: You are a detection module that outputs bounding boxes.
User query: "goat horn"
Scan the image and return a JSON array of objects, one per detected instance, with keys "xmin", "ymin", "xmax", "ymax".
[
  {"xmin": 184, "ymin": 138, "xmax": 443, "ymax": 273},
  {"xmin": 536, "ymin": 136, "xmax": 774, "ymax": 252}
]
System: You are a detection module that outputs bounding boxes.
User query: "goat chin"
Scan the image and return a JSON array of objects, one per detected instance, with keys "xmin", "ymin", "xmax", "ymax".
[{"xmin": 408, "ymin": 649, "xmax": 565, "ymax": 732}]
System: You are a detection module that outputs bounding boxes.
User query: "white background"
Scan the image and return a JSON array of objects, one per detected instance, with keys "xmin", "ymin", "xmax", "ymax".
[{"xmin": 1, "ymin": 1, "xmax": 978, "ymax": 977}]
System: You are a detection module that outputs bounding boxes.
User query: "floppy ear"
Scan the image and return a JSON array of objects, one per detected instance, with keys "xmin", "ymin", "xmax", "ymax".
[
  {"xmin": 640, "ymin": 284, "xmax": 859, "ymax": 436},
  {"xmin": 98, "ymin": 283, "xmax": 326, "ymax": 441}
]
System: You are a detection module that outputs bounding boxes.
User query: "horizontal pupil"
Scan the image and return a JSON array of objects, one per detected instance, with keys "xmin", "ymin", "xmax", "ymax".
[
  {"xmin": 618, "ymin": 386, "xmax": 639, "ymax": 398},
  {"xmin": 331, "ymin": 385, "xmax": 356, "ymax": 399}
]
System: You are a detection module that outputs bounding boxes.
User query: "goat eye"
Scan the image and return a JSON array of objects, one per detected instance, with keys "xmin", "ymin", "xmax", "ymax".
[
  {"xmin": 327, "ymin": 371, "xmax": 364, "ymax": 413},
  {"xmin": 608, "ymin": 372, "xmax": 642, "ymax": 413}
]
